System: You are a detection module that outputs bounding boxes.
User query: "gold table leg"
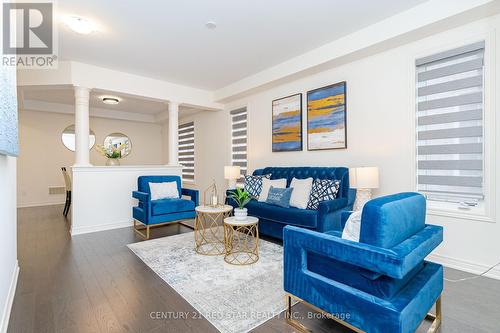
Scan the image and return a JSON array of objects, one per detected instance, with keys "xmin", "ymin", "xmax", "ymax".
[
  {"xmin": 194, "ymin": 210, "xmax": 230, "ymax": 255},
  {"xmin": 223, "ymin": 222, "xmax": 259, "ymax": 265}
]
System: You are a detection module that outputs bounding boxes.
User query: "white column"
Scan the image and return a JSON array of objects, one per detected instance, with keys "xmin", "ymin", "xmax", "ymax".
[
  {"xmin": 168, "ymin": 101, "xmax": 179, "ymax": 165},
  {"xmin": 74, "ymin": 86, "xmax": 92, "ymax": 166}
]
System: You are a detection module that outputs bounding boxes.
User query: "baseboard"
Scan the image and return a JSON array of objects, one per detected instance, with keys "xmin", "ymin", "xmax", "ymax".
[
  {"xmin": 71, "ymin": 220, "xmax": 134, "ymax": 236},
  {"xmin": 428, "ymin": 253, "xmax": 500, "ymax": 280},
  {"xmin": 17, "ymin": 201, "xmax": 65, "ymax": 208},
  {"xmin": 0, "ymin": 261, "xmax": 19, "ymax": 333}
]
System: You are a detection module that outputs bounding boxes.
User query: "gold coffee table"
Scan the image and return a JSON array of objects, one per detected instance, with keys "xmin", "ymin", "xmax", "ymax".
[
  {"xmin": 223, "ymin": 216, "xmax": 259, "ymax": 265},
  {"xmin": 194, "ymin": 205, "xmax": 233, "ymax": 256}
]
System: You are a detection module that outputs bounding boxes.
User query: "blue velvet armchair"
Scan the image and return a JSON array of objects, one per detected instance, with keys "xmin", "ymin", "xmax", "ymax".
[
  {"xmin": 283, "ymin": 192, "xmax": 443, "ymax": 333},
  {"xmin": 132, "ymin": 175, "xmax": 198, "ymax": 239}
]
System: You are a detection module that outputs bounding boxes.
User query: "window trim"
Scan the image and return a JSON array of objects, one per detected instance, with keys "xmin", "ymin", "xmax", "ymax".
[{"xmin": 410, "ymin": 32, "xmax": 496, "ymax": 223}]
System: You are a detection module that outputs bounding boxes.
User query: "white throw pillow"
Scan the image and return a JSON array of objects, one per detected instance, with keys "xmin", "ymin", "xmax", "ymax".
[
  {"xmin": 149, "ymin": 182, "xmax": 179, "ymax": 201},
  {"xmin": 341, "ymin": 210, "xmax": 362, "ymax": 242},
  {"xmin": 259, "ymin": 178, "xmax": 287, "ymax": 202},
  {"xmin": 289, "ymin": 177, "xmax": 313, "ymax": 209}
]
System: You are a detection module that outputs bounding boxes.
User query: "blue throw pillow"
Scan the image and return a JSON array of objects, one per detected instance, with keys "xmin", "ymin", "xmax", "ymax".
[{"xmin": 266, "ymin": 186, "xmax": 293, "ymax": 208}]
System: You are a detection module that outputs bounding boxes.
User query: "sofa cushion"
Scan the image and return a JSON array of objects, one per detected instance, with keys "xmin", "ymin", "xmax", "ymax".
[
  {"xmin": 149, "ymin": 181, "xmax": 179, "ymax": 200},
  {"xmin": 266, "ymin": 186, "xmax": 293, "ymax": 208},
  {"xmin": 244, "ymin": 174, "xmax": 271, "ymax": 198},
  {"xmin": 307, "ymin": 179, "xmax": 340, "ymax": 209},
  {"xmin": 246, "ymin": 199, "xmax": 317, "ymax": 228},
  {"xmin": 289, "ymin": 177, "xmax": 313, "ymax": 209},
  {"xmin": 254, "ymin": 166, "xmax": 349, "ymax": 199},
  {"xmin": 138, "ymin": 175, "xmax": 181, "ymax": 195},
  {"xmin": 151, "ymin": 198, "xmax": 195, "ymax": 216},
  {"xmin": 259, "ymin": 178, "xmax": 287, "ymax": 202}
]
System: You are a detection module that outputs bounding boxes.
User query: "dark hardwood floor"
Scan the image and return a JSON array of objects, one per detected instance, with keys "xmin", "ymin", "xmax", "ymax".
[{"xmin": 8, "ymin": 205, "xmax": 500, "ymax": 333}]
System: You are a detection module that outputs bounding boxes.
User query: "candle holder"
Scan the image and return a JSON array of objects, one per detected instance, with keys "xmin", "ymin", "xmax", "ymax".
[{"xmin": 203, "ymin": 179, "xmax": 223, "ymax": 208}]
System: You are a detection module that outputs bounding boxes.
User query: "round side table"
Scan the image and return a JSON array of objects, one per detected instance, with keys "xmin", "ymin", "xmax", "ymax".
[
  {"xmin": 223, "ymin": 216, "xmax": 259, "ymax": 265},
  {"xmin": 194, "ymin": 205, "xmax": 233, "ymax": 256}
]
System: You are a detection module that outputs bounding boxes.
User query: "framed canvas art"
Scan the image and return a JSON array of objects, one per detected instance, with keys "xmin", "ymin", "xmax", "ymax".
[
  {"xmin": 307, "ymin": 82, "xmax": 347, "ymax": 150},
  {"xmin": 0, "ymin": 64, "xmax": 19, "ymax": 156},
  {"xmin": 272, "ymin": 93, "xmax": 302, "ymax": 152}
]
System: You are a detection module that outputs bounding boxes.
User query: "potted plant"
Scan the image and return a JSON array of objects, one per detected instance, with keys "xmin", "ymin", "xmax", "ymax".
[
  {"xmin": 228, "ymin": 188, "xmax": 251, "ymax": 220},
  {"xmin": 95, "ymin": 142, "xmax": 126, "ymax": 166}
]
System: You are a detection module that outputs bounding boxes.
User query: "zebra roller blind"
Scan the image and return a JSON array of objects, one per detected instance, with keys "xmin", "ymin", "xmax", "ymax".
[
  {"xmin": 416, "ymin": 41, "xmax": 485, "ymax": 202},
  {"xmin": 178, "ymin": 121, "xmax": 195, "ymax": 182},
  {"xmin": 231, "ymin": 107, "xmax": 247, "ymax": 183}
]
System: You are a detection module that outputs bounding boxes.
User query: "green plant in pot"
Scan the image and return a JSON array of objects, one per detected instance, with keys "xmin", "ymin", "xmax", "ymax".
[{"xmin": 228, "ymin": 188, "xmax": 251, "ymax": 220}]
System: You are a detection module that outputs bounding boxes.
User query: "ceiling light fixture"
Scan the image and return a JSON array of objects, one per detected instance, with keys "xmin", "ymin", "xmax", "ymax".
[
  {"xmin": 102, "ymin": 97, "xmax": 120, "ymax": 105},
  {"xmin": 64, "ymin": 16, "xmax": 96, "ymax": 34},
  {"xmin": 205, "ymin": 21, "xmax": 217, "ymax": 30}
]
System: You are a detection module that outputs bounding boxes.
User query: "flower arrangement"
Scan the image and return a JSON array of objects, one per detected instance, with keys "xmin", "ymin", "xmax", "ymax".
[{"xmin": 95, "ymin": 142, "xmax": 126, "ymax": 159}]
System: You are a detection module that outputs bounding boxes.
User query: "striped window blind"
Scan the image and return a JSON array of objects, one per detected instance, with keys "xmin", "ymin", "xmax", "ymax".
[
  {"xmin": 416, "ymin": 41, "xmax": 485, "ymax": 203},
  {"xmin": 178, "ymin": 121, "xmax": 195, "ymax": 182},
  {"xmin": 231, "ymin": 107, "xmax": 247, "ymax": 183}
]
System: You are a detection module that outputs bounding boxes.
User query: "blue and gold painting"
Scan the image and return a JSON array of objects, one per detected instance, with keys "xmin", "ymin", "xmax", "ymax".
[
  {"xmin": 0, "ymin": 64, "xmax": 19, "ymax": 157},
  {"xmin": 272, "ymin": 93, "xmax": 302, "ymax": 152},
  {"xmin": 307, "ymin": 82, "xmax": 346, "ymax": 150}
]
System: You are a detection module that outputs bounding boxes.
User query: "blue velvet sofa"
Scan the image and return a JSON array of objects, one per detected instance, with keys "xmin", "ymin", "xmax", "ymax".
[
  {"xmin": 228, "ymin": 167, "xmax": 355, "ymax": 239},
  {"xmin": 284, "ymin": 192, "xmax": 443, "ymax": 333},
  {"xmin": 132, "ymin": 175, "xmax": 198, "ymax": 239}
]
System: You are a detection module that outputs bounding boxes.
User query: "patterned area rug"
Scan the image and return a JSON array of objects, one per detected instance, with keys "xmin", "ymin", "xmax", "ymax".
[{"xmin": 127, "ymin": 231, "xmax": 286, "ymax": 333}]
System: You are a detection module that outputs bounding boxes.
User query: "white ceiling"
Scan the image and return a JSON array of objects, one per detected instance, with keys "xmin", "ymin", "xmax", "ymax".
[
  {"xmin": 22, "ymin": 87, "xmax": 202, "ymax": 117},
  {"xmin": 57, "ymin": 0, "xmax": 428, "ymax": 90}
]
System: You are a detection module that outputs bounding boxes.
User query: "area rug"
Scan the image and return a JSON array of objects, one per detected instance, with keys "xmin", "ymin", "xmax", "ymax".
[{"xmin": 127, "ymin": 230, "xmax": 286, "ymax": 333}]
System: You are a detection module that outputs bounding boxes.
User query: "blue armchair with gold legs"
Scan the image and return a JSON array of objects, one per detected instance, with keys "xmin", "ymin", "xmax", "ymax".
[
  {"xmin": 284, "ymin": 192, "xmax": 443, "ymax": 333},
  {"xmin": 132, "ymin": 175, "xmax": 198, "ymax": 240}
]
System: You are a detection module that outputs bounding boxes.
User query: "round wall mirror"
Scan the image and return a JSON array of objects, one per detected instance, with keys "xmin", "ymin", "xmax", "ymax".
[
  {"xmin": 103, "ymin": 133, "xmax": 132, "ymax": 158},
  {"xmin": 61, "ymin": 125, "xmax": 96, "ymax": 151}
]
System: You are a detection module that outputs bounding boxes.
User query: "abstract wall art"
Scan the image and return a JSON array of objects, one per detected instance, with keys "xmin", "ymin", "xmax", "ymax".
[
  {"xmin": 272, "ymin": 93, "xmax": 302, "ymax": 152},
  {"xmin": 0, "ymin": 64, "xmax": 19, "ymax": 157},
  {"xmin": 307, "ymin": 82, "xmax": 347, "ymax": 150}
]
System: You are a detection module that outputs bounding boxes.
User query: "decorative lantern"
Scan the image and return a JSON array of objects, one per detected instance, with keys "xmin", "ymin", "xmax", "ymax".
[{"xmin": 204, "ymin": 179, "xmax": 221, "ymax": 207}]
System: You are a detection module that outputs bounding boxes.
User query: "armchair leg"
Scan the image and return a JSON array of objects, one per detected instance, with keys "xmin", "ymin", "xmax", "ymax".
[
  {"xmin": 133, "ymin": 220, "xmax": 150, "ymax": 240},
  {"xmin": 284, "ymin": 294, "xmax": 364, "ymax": 333},
  {"xmin": 426, "ymin": 295, "xmax": 442, "ymax": 333},
  {"xmin": 285, "ymin": 295, "xmax": 312, "ymax": 333}
]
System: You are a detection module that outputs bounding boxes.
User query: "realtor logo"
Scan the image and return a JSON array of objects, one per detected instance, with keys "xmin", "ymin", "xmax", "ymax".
[{"xmin": 2, "ymin": 2, "xmax": 57, "ymax": 68}]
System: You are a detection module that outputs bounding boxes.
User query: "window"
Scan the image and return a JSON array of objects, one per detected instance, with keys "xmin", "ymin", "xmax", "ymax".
[
  {"xmin": 178, "ymin": 121, "xmax": 195, "ymax": 182},
  {"xmin": 416, "ymin": 41, "xmax": 485, "ymax": 204},
  {"xmin": 230, "ymin": 107, "xmax": 247, "ymax": 184}
]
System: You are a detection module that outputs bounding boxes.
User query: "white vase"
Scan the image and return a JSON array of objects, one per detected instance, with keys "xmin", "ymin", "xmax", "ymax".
[
  {"xmin": 106, "ymin": 158, "xmax": 120, "ymax": 166},
  {"xmin": 234, "ymin": 208, "xmax": 248, "ymax": 220}
]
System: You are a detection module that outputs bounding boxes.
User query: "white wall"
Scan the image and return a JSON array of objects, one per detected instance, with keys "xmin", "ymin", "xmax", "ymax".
[
  {"xmin": 0, "ymin": 156, "xmax": 18, "ymax": 333},
  {"xmin": 71, "ymin": 165, "xmax": 182, "ymax": 235},
  {"xmin": 0, "ymin": 2, "xmax": 19, "ymax": 328},
  {"xmin": 17, "ymin": 110, "xmax": 164, "ymax": 207},
  {"xmin": 191, "ymin": 15, "xmax": 500, "ymax": 278},
  {"xmin": 179, "ymin": 111, "xmax": 230, "ymax": 199}
]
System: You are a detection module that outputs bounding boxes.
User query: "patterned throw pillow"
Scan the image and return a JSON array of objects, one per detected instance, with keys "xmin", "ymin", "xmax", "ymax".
[
  {"xmin": 244, "ymin": 174, "xmax": 271, "ymax": 198},
  {"xmin": 307, "ymin": 179, "xmax": 340, "ymax": 210}
]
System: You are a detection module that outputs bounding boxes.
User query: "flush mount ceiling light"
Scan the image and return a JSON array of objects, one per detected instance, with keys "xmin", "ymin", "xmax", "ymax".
[
  {"xmin": 102, "ymin": 97, "xmax": 120, "ymax": 105},
  {"xmin": 205, "ymin": 21, "xmax": 217, "ymax": 30},
  {"xmin": 64, "ymin": 16, "xmax": 96, "ymax": 34}
]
